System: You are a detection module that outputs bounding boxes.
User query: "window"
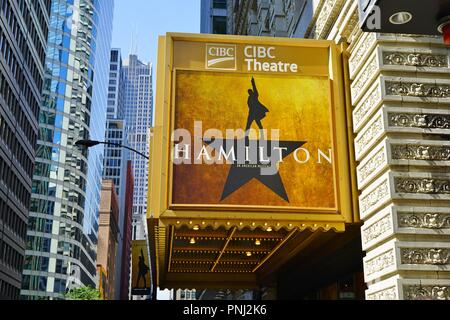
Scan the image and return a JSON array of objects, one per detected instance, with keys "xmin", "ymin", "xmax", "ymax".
[
  {"xmin": 213, "ymin": 16, "xmax": 227, "ymax": 34},
  {"xmin": 111, "ymin": 50, "xmax": 118, "ymax": 62},
  {"xmin": 213, "ymin": 0, "xmax": 227, "ymax": 9}
]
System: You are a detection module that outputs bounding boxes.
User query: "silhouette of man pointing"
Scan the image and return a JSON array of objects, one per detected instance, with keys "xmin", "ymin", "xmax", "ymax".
[
  {"xmin": 245, "ymin": 77, "xmax": 269, "ymax": 139},
  {"xmin": 136, "ymin": 248, "xmax": 149, "ymax": 289}
]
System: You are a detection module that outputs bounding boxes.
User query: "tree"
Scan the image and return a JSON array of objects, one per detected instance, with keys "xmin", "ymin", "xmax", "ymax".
[{"xmin": 65, "ymin": 286, "xmax": 102, "ymax": 300}]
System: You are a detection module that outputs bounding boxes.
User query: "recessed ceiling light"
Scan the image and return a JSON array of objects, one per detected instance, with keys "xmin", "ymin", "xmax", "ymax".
[{"xmin": 389, "ymin": 12, "xmax": 412, "ymax": 25}]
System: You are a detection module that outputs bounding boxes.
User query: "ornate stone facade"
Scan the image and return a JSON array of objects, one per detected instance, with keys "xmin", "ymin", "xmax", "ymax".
[
  {"xmin": 228, "ymin": 0, "xmax": 309, "ymax": 37},
  {"xmin": 366, "ymin": 287, "xmax": 397, "ymax": 300},
  {"xmin": 352, "ymin": 83, "xmax": 381, "ymax": 131},
  {"xmin": 398, "ymin": 212, "xmax": 450, "ymax": 229},
  {"xmin": 362, "ymin": 214, "xmax": 392, "ymax": 246},
  {"xmin": 389, "ymin": 113, "xmax": 450, "ymax": 129},
  {"xmin": 365, "ymin": 250, "xmax": 395, "ymax": 276},
  {"xmin": 359, "ymin": 179, "xmax": 389, "ymax": 217},
  {"xmin": 401, "ymin": 248, "xmax": 450, "ymax": 265},
  {"xmin": 395, "ymin": 177, "xmax": 450, "ymax": 195},
  {"xmin": 355, "ymin": 114, "xmax": 384, "ymax": 159},
  {"xmin": 383, "ymin": 52, "xmax": 448, "ymax": 67},
  {"xmin": 351, "ymin": 56, "xmax": 379, "ymax": 102},
  {"xmin": 357, "ymin": 147, "xmax": 386, "ymax": 186},
  {"xmin": 404, "ymin": 286, "xmax": 450, "ymax": 300},
  {"xmin": 343, "ymin": 0, "xmax": 450, "ymax": 301},
  {"xmin": 386, "ymin": 82, "xmax": 450, "ymax": 98},
  {"xmin": 391, "ymin": 145, "xmax": 450, "ymax": 161},
  {"xmin": 349, "ymin": 32, "xmax": 377, "ymax": 76}
]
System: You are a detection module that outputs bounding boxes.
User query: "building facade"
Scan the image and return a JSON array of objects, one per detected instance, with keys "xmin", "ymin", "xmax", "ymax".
[
  {"xmin": 107, "ymin": 49, "xmax": 125, "ymax": 120},
  {"xmin": 0, "ymin": 0, "xmax": 50, "ymax": 300},
  {"xmin": 97, "ymin": 180, "xmax": 119, "ymax": 300},
  {"xmin": 122, "ymin": 54, "xmax": 153, "ymax": 241},
  {"xmin": 103, "ymin": 48, "xmax": 130, "ymax": 299},
  {"xmin": 201, "ymin": 0, "xmax": 228, "ymax": 34},
  {"xmin": 103, "ymin": 118, "xmax": 128, "ymax": 299},
  {"xmin": 174, "ymin": 289, "xmax": 197, "ymax": 300},
  {"xmin": 226, "ymin": 0, "xmax": 312, "ymax": 37},
  {"xmin": 120, "ymin": 161, "xmax": 133, "ymax": 300},
  {"xmin": 225, "ymin": 0, "xmax": 450, "ymax": 300},
  {"xmin": 21, "ymin": 0, "xmax": 114, "ymax": 300}
]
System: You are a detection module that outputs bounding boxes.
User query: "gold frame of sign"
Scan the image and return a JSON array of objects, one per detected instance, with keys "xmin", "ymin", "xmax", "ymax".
[{"xmin": 147, "ymin": 33, "xmax": 358, "ymax": 289}]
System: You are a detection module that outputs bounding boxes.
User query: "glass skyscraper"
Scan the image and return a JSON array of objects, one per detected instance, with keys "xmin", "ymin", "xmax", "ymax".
[
  {"xmin": 21, "ymin": 0, "xmax": 113, "ymax": 300},
  {"xmin": 122, "ymin": 55, "xmax": 152, "ymax": 241},
  {"xmin": 0, "ymin": 0, "xmax": 50, "ymax": 300}
]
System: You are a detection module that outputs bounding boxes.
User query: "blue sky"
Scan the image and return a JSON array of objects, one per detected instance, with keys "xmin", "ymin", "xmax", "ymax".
[{"xmin": 112, "ymin": 0, "xmax": 201, "ymax": 66}]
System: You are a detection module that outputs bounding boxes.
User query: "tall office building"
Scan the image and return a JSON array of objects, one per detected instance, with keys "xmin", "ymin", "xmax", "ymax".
[
  {"xmin": 107, "ymin": 49, "xmax": 125, "ymax": 120},
  {"xmin": 120, "ymin": 161, "xmax": 133, "ymax": 300},
  {"xmin": 103, "ymin": 48, "xmax": 130, "ymax": 299},
  {"xmin": 21, "ymin": 0, "xmax": 114, "ymax": 300},
  {"xmin": 97, "ymin": 180, "xmax": 119, "ymax": 300},
  {"xmin": 122, "ymin": 55, "xmax": 152, "ymax": 241},
  {"xmin": 0, "ymin": 0, "xmax": 50, "ymax": 300},
  {"xmin": 200, "ymin": 0, "xmax": 228, "ymax": 34}
]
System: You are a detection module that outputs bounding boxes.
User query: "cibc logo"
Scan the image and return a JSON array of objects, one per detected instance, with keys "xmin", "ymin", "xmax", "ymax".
[{"xmin": 206, "ymin": 44, "xmax": 237, "ymax": 70}]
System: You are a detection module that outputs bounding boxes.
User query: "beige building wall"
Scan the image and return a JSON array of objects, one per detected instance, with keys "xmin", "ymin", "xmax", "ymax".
[
  {"xmin": 98, "ymin": 180, "xmax": 120, "ymax": 300},
  {"xmin": 228, "ymin": 0, "xmax": 450, "ymax": 300}
]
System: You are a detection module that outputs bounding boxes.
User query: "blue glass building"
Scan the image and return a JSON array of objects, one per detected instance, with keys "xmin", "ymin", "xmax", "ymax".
[{"xmin": 20, "ymin": 0, "xmax": 114, "ymax": 299}]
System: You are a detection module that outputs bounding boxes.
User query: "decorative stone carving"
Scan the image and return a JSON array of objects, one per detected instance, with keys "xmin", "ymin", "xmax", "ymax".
[
  {"xmin": 351, "ymin": 56, "xmax": 379, "ymax": 101},
  {"xmin": 389, "ymin": 113, "xmax": 450, "ymax": 129},
  {"xmin": 358, "ymin": 148, "xmax": 386, "ymax": 184},
  {"xmin": 391, "ymin": 145, "xmax": 450, "ymax": 161},
  {"xmin": 404, "ymin": 285, "xmax": 450, "ymax": 300},
  {"xmin": 349, "ymin": 33, "xmax": 377, "ymax": 75},
  {"xmin": 367, "ymin": 287, "xmax": 397, "ymax": 300},
  {"xmin": 353, "ymin": 86, "xmax": 381, "ymax": 130},
  {"xmin": 360, "ymin": 180, "xmax": 389, "ymax": 215},
  {"xmin": 402, "ymin": 248, "xmax": 450, "ymax": 265},
  {"xmin": 312, "ymin": 0, "xmax": 337, "ymax": 39},
  {"xmin": 355, "ymin": 115, "xmax": 384, "ymax": 157},
  {"xmin": 365, "ymin": 250, "xmax": 395, "ymax": 275},
  {"xmin": 340, "ymin": 10, "xmax": 359, "ymax": 42},
  {"xmin": 395, "ymin": 178, "xmax": 450, "ymax": 194},
  {"xmin": 384, "ymin": 52, "xmax": 447, "ymax": 67},
  {"xmin": 362, "ymin": 215, "xmax": 392, "ymax": 245},
  {"xmin": 398, "ymin": 212, "xmax": 450, "ymax": 229},
  {"xmin": 386, "ymin": 82, "xmax": 450, "ymax": 98}
]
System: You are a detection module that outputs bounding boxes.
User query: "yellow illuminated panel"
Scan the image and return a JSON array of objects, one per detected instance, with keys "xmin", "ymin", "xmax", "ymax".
[
  {"xmin": 172, "ymin": 71, "xmax": 336, "ymax": 209},
  {"xmin": 149, "ymin": 33, "xmax": 355, "ymax": 228},
  {"xmin": 131, "ymin": 240, "xmax": 151, "ymax": 295}
]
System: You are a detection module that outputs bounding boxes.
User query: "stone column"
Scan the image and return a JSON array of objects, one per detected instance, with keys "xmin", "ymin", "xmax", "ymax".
[
  {"xmin": 313, "ymin": 0, "xmax": 450, "ymax": 300},
  {"xmin": 348, "ymin": 32, "xmax": 450, "ymax": 300}
]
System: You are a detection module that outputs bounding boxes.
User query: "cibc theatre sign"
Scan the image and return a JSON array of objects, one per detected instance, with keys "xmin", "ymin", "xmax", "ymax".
[{"xmin": 149, "ymin": 33, "xmax": 357, "ymax": 231}]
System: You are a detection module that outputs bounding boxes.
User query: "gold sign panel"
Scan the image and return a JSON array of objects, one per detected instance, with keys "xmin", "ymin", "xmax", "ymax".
[
  {"xmin": 149, "ymin": 33, "xmax": 356, "ymax": 230},
  {"xmin": 131, "ymin": 240, "xmax": 151, "ymax": 295},
  {"xmin": 173, "ymin": 71, "xmax": 335, "ymax": 209}
]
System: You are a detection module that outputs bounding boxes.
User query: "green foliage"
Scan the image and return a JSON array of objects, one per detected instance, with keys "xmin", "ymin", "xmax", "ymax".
[{"xmin": 65, "ymin": 286, "xmax": 102, "ymax": 300}]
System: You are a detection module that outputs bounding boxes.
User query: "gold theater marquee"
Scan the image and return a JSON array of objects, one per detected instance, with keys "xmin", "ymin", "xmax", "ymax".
[{"xmin": 148, "ymin": 33, "xmax": 358, "ymax": 289}]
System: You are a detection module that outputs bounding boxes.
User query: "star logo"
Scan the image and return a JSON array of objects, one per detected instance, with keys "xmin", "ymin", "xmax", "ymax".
[{"xmin": 204, "ymin": 138, "xmax": 306, "ymax": 202}]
